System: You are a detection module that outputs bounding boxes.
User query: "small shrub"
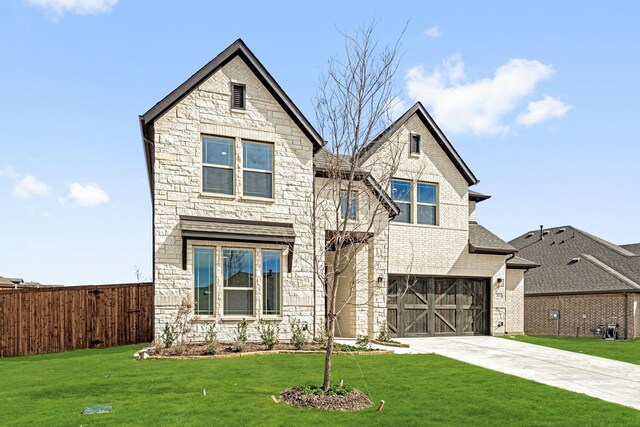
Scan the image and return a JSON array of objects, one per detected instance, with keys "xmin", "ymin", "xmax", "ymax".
[
  {"xmin": 174, "ymin": 343, "xmax": 186, "ymax": 355},
  {"xmin": 376, "ymin": 321, "xmax": 391, "ymax": 342},
  {"xmin": 233, "ymin": 318, "xmax": 248, "ymax": 352},
  {"xmin": 290, "ymin": 319, "xmax": 308, "ymax": 350},
  {"xmin": 152, "ymin": 340, "xmax": 164, "ymax": 355},
  {"xmin": 161, "ymin": 323, "xmax": 176, "ymax": 348},
  {"xmin": 313, "ymin": 322, "xmax": 327, "ymax": 347},
  {"xmin": 204, "ymin": 324, "xmax": 219, "ymax": 355},
  {"xmin": 355, "ymin": 334, "xmax": 370, "ymax": 350},
  {"xmin": 174, "ymin": 298, "xmax": 195, "ymax": 344},
  {"xmin": 258, "ymin": 320, "xmax": 279, "ymax": 350},
  {"xmin": 301, "ymin": 383, "xmax": 352, "ymax": 397}
]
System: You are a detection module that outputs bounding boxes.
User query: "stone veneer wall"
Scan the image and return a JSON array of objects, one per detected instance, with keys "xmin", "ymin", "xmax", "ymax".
[
  {"xmin": 525, "ymin": 293, "xmax": 638, "ymax": 338},
  {"xmin": 504, "ymin": 269, "xmax": 525, "ymax": 334},
  {"xmin": 362, "ymin": 113, "xmax": 512, "ymax": 335},
  {"xmin": 152, "ymin": 56, "xmax": 316, "ymax": 341}
]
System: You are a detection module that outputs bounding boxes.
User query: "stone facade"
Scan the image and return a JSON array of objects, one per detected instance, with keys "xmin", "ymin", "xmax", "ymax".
[
  {"xmin": 145, "ymin": 41, "xmax": 525, "ymax": 341},
  {"xmin": 361, "ymin": 112, "xmax": 524, "ymax": 335},
  {"xmin": 525, "ymin": 293, "xmax": 639, "ymax": 338},
  {"xmin": 152, "ymin": 56, "xmax": 317, "ymax": 341}
]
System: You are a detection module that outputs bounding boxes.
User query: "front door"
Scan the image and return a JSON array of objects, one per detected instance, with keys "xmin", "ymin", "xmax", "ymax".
[{"xmin": 388, "ymin": 276, "xmax": 489, "ymax": 337}]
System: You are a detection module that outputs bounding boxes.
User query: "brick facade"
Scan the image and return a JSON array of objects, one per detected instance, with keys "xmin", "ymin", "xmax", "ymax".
[{"xmin": 524, "ymin": 293, "xmax": 638, "ymax": 338}]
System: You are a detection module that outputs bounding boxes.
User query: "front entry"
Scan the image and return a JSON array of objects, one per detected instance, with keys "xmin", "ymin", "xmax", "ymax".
[{"xmin": 387, "ymin": 276, "xmax": 489, "ymax": 337}]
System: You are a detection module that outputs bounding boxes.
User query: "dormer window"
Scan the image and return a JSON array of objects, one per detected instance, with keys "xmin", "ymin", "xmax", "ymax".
[
  {"xmin": 231, "ymin": 83, "xmax": 246, "ymax": 109},
  {"xmin": 410, "ymin": 133, "xmax": 421, "ymax": 155}
]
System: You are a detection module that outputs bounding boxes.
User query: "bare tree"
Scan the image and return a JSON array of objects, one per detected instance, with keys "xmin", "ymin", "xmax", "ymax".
[{"xmin": 312, "ymin": 20, "xmax": 409, "ymax": 392}]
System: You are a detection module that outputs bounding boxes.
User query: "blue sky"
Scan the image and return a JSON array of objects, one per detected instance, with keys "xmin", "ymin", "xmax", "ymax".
[{"xmin": 1, "ymin": 0, "xmax": 639, "ymax": 285}]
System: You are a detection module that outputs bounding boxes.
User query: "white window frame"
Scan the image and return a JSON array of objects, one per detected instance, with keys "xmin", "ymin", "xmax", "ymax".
[
  {"xmin": 416, "ymin": 182, "xmax": 438, "ymax": 226},
  {"xmin": 202, "ymin": 135, "xmax": 235, "ymax": 195},
  {"xmin": 242, "ymin": 140, "xmax": 274, "ymax": 199},
  {"xmin": 339, "ymin": 190, "xmax": 358, "ymax": 221},
  {"xmin": 222, "ymin": 248, "xmax": 255, "ymax": 317},
  {"xmin": 193, "ymin": 247, "xmax": 215, "ymax": 316},
  {"xmin": 391, "ymin": 178, "xmax": 412, "ymax": 223},
  {"xmin": 262, "ymin": 250, "xmax": 283, "ymax": 317}
]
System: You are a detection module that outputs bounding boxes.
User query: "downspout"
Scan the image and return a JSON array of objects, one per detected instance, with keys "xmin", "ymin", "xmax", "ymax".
[
  {"xmin": 312, "ymin": 165, "xmax": 317, "ymax": 339},
  {"xmin": 624, "ymin": 292, "xmax": 629, "ymax": 340}
]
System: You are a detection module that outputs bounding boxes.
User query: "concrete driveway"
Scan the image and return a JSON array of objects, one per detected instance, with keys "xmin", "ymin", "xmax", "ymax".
[{"xmin": 394, "ymin": 336, "xmax": 640, "ymax": 411}]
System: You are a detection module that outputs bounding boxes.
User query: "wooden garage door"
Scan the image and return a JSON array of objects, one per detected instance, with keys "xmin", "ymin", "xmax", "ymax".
[{"xmin": 388, "ymin": 276, "xmax": 489, "ymax": 337}]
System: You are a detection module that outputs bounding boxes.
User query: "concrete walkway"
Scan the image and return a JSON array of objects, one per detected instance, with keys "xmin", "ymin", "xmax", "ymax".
[{"xmin": 389, "ymin": 336, "xmax": 640, "ymax": 410}]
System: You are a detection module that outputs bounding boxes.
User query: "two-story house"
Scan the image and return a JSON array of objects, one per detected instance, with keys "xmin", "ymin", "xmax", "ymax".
[{"xmin": 139, "ymin": 39, "xmax": 534, "ymax": 341}]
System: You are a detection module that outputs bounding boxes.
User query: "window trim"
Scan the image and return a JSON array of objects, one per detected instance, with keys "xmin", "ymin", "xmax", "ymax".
[
  {"xmin": 339, "ymin": 190, "xmax": 358, "ymax": 221},
  {"xmin": 222, "ymin": 248, "xmax": 255, "ymax": 317},
  {"xmin": 242, "ymin": 140, "xmax": 275, "ymax": 200},
  {"xmin": 416, "ymin": 182, "xmax": 438, "ymax": 226},
  {"xmin": 262, "ymin": 250, "xmax": 283, "ymax": 316},
  {"xmin": 410, "ymin": 133, "xmax": 421, "ymax": 155},
  {"xmin": 231, "ymin": 82, "xmax": 246, "ymax": 110},
  {"xmin": 391, "ymin": 178, "xmax": 412, "ymax": 223},
  {"xmin": 193, "ymin": 246, "xmax": 215, "ymax": 316},
  {"xmin": 202, "ymin": 135, "xmax": 235, "ymax": 196}
]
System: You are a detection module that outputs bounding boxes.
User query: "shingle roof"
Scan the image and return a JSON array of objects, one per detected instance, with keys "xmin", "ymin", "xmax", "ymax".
[
  {"xmin": 510, "ymin": 225, "xmax": 640, "ymax": 295},
  {"xmin": 469, "ymin": 190, "xmax": 491, "ymax": 202},
  {"xmin": 620, "ymin": 243, "xmax": 640, "ymax": 255},
  {"xmin": 468, "ymin": 224, "xmax": 517, "ymax": 255},
  {"xmin": 506, "ymin": 255, "xmax": 540, "ymax": 269},
  {"xmin": 313, "ymin": 149, "xmax": 400, "ymax": 219}
]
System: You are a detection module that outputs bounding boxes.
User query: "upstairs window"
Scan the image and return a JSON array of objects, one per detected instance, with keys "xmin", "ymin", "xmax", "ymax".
[
  {"xmin": 417, "ymin": 183, "xmax": 437, "ymax": 225},
  {"xmin": 231, "ymin": 83, "xmax": 246, "ymax": 109},
  {"xmin": 410, "ymin": 133, "xmax": 421, "ymax": 155},
  {"xmin": 243, "ymin": 141, "xmax": 273, "ymax": 198},
  {"xmin": 340, "ymin": 190, "xmax": 358, "ymax": 220},
  {"xmin": 202, "ymin": 136, "xmax": 234, "ymax": 195},
  {"xmin": 391, "ymin": 179, "xmax": 411, "ymax": 223}
]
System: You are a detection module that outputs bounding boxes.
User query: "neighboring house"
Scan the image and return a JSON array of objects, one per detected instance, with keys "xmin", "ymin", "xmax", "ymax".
[
  {"xmin": 510, "ymin": 226, "xmax": 640, "ymax": 339},
  {"xmin": 139, "ymin": 39, "xmax": 532, "ymax": 341}
]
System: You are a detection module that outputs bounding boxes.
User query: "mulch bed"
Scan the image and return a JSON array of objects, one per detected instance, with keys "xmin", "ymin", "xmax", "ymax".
[
  {"xmin": 141, "ymin": 342, "xmax": 387, "ymax": 358},
  {"xmin": 280, "ymin": 387, "xmax": 372, "ymax": 412}
]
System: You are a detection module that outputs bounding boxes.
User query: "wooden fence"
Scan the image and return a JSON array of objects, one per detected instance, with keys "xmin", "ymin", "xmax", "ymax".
[{"xmin": 0, "ymin": 282, "xmax": 153, "ymax": 357}]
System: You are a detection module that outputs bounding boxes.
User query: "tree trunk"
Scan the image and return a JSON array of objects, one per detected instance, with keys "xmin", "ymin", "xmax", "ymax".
[{"xmin": 322, "ymin": 315, "xmax": 335, "ymax": 391}]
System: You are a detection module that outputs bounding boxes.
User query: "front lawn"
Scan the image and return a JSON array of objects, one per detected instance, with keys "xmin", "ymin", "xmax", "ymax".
[
  {"xmin": 504, "ymin": 335, "xmax": 640, "ymax": 365},
  {"xmin": 2, "ymin": 345, "xmax": 640, "ymax": 426}
]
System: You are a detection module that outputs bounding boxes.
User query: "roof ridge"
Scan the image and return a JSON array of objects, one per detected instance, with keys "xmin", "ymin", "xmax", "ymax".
[
  {"xmin": 570, "ymin": 226, "xmax": 636, "ymax": 257},
  {"xmin": 580, "ymin": 254, "xmax": 640, "ymax": 290}
]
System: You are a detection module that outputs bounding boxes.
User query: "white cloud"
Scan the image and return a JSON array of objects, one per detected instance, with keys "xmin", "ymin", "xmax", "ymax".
[
  {"xmin": 424, "ymin": 26, "xmax": 441, "ymax": 39},
  {"xmin": 0, "ymin": 166, "xmax": 18, "ymax": 178},
  {"xmin": 66, "ymin": 182, "xmax": 109, "ymax": 207},
  {"xmin": 517, "ymin": 95, "xmax": 572, "ymax": 126},
  {"xmin": 24, "ymin": 0, "xmax": 118, "ymax": 17},
  {"xmin": 406, "ymin": 54, "xmax": 558, "ymax": 135},
  {"xmin": 14, "ymin": 175, "xmax": 51, "ymax": 199}
]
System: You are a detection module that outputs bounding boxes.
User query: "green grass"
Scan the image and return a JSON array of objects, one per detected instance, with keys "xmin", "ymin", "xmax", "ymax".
[
  {"xmin": 2, "ymin": 345, "xmax": 640, "ymax": 426},
  {"xmin": 504, "ymin": 335, "xmax": 640, "ymax": 365}
]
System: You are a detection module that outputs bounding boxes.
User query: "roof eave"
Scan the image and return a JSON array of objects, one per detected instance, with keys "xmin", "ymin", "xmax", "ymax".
[{"xmin": 140, "ymin": 39, "xmax": 324, "ymax": 153}]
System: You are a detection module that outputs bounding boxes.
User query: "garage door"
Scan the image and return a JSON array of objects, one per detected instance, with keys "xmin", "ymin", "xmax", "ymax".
[{"xmin": 387, "ymin": 276, "xmax": 489, "ymax": 337}]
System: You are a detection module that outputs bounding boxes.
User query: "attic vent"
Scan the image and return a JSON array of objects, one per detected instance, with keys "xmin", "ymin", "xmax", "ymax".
[
  {"xmin": 556, "ymin": 228, "xmax": 566, "ymax": 234},
  {"xmin": 410, "ymin": 133, "xmax": 421, "ymax": 154},
  {"xmin": 542, "ymin": 230, "xmax": 549, "ymax": 236},
  {"xmin": 568, "ymin": 256, "xmax": 581, "ymax": 264},
  {"xmin": 231, "ymin": 83, "xmax": 245, "ymax": 109},
  {"xmin": 525, "ymin": 232, "xmax": 534, "ymax": 238}
]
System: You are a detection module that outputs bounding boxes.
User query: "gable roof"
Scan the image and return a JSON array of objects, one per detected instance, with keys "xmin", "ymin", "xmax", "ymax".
[
  {"xmin": 139, "ymin": 39, "xmax": 324, "ymax": 195},
  {"xmin": 358, "ymin": 102, "xmax": 479, "ymax": 185},
  {"xmin": 620, "ymin": 243, "xmax": 640, "ymax": 255},
  {"xmin": 313, "ymin": 149, "xmax": 400, "ymax": 219},
  {"xmin": 510, "ymin": 225, "xmax": 640, "ymax": 295},
  {"xmin": 468, "ymin": 223, "xmax": 517, "ymax": 255}
]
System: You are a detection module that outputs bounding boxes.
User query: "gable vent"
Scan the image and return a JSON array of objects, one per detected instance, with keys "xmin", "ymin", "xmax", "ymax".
[{"xmin": 232, "ymin": 83, "xmax": 246, "ymax": 109}]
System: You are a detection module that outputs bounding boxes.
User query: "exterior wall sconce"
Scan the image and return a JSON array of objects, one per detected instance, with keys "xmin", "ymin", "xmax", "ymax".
[{"xmin": 377, "ymin": 276, "xmax": 384, "ymax": 285}]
